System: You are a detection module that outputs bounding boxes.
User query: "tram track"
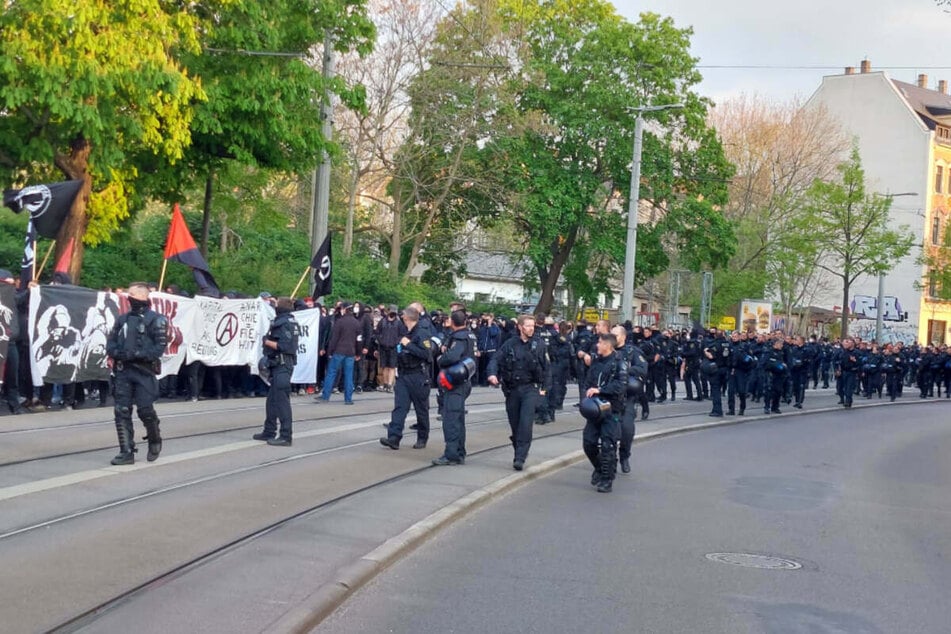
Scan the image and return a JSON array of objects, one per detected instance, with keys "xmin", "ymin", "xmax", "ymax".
[{"xmin": 43, "ymin": 422, "xmax": 585, "ymax": 633}]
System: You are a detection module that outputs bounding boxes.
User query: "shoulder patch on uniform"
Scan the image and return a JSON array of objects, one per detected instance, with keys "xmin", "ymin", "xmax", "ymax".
[{"xmin": 423, "ymin": 340, "xmax": 431, "ymax": 349}]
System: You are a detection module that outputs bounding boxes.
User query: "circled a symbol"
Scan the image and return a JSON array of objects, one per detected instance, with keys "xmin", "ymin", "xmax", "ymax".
[{"xmin": 216, "ymin": 313, "xmax": 239, "ymax": 346}]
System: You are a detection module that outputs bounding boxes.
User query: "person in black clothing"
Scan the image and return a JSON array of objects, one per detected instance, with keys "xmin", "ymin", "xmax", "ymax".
[
  {"xmin": 487, "ymin": 314, "xmax": 551, "ymax": 471},
  {"xmin": 703, "ymin": 327, "xmax": 730, "ymax": 417},
  {"xmin": 374, "ymin": 305, "xmax": 403, "ymax": 392},
  {"xmin": 105, "ymin": 283, "xmax": 168, "ymax": 465},
  {"xmin": 0, "ymin": 269, "xmax": 26, "ymax": 414},
  {"xmin": 432, "ymin": 310, "xmax": 476, "ymax": 465},
  {"xmin": 727, "ymin": 330, "xmax": 752, "ymax": 416},
  {"xmin": 837, "ymin": 337, "xmax": 860, "ymax": 408},
  {"xmin": 881, "ymin": 343, "xmax": 903, "ymax": 402},
  {"xmin": 582, "ymin": 333, "xmax": 627, "ymax": 493},
  {"xmin": 548, "ymin": 322, "xmax": 574, "ymax": 412},
  {"xmin": 252, "ymin": 298, "xmax": 300, "ymax": 446},
  {"xmin": 760, "ymin": 337, "xmax": 788, "ymax": 414},
  {"xmin": 680, "ymin": 330, "xmax": 703, "ymax": 402},
  {"xmin": 788, "ymin": 335, "xmax": 808, "ymax": 409},
  {"xmin": 380, "ymin": 306, "xmax": 433, "ymax": 450},
  {"xmin": 613, "ymin": 326, "xmax": 647, "ymax": 475}
]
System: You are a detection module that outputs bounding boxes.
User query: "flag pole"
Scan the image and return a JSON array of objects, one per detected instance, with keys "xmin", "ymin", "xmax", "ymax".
[
  {"xmin": 158, "ymin": 259, "xmax": 169, "ymax": 292},
  {"xmin": 33, "ymin": 239, "xmax": 54, "ymax": 282},
  {"xmin": 290, "ymin": 267, "xmax": 311, "ymax": 299}
]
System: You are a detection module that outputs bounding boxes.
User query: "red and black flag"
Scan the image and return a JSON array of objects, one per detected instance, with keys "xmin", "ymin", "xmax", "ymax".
[
  {"xmin": 311, "ymin": 233, "xmax": 332, "ymax": 300},
  {"xmin": 164, "ymin": 204, "xmax": 221, "ymax": 298},
  {"xmin": 3, "ymin": 180, "xmax": 83, "ymax": 239}
]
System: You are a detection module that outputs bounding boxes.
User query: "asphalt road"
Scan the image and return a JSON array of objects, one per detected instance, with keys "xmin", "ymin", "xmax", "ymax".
[{"xmin": 316, "ymin": 402, "xmax": 951, "ymax": 634}]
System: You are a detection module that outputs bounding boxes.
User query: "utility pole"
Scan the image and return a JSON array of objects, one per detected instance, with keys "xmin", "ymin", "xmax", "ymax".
[
  {"xmin": 874, "ymin": 191, "xmax": 917, "ymax": 342},
  {"xmin": 620, "ymin": 103, "xmax": 684, "ymax": 324},
  {"xmin": 310, "ymin": 32, "xmax": 335, "ymax": 297}
]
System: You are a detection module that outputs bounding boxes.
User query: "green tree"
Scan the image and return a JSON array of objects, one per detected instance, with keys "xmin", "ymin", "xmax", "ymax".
[
  {"xmin": 155, "ymin": 0, "xmax": 375, "ymax": 256},
  {"xmin": 0, "ymin": 0, "xmax": 210, "ymax": 281},
  {"xmin": 789, "ymin": 149, "xmax": 915, "ymax": 337},
  {"xmin": 482, "ymin": 2, "xmax": 734, "ymax": 313}
]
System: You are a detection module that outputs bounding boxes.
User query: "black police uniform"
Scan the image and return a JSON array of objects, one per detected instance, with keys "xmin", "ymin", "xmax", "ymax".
[
  {"xmin": 759, "ymin": 345, "xmax": 786, "ymax": 414},
  {"xmin": 681, "ymin": 336, "xmax": 703, "ymax": 401},
  {"xmin": 548, "ymin": 329, "xmax": 574, "ymax": 411},
  {"xmin": 487, "ymin": 334, "xmax": 551, "ymax": 469},
  {"xmin": 703, "ymin": 334, "xmax": 730, "ymax": 416},
  {"xmin": 618, "ymin": 342, "xmax": 648, "ymax": 472},
  {"xmin": 436, "ymin": 327, "xmax": 476, "ymax": 463},
  {"xmin": 534, "ymin": 326, "xmax": 554, "ymax": 424},
  {"xmin": 106, "ymin": 298, "xmax": 168, "ymax": 464},
  {"xmin": 258, "ymin": 309, "xmax": 300, "ymax": 443},
  {"xmin": 382, "ymin": 323, "xmax": 433, "ymax": 448},
  {"xmin": 727, "ymin": 339, "xmax": 754, "ymax": 415},
  {"xmin": 836, "ymin": 346, "xmax": 860, "ymax": 407},
  {"xmin": 582, "ymin": 350, "xmax": 627, "ymax": 492}
]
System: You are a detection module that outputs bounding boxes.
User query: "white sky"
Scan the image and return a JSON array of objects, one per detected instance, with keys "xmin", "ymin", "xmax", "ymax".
[{"xmin": 612, "ymin": 0, "xmax": 951, "ymax": 106}]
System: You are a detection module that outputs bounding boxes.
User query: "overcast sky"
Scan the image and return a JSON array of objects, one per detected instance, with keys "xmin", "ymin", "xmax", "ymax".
[{"xmin": 612, "ymin": 0, "xmax": 951, "ymax": 106}]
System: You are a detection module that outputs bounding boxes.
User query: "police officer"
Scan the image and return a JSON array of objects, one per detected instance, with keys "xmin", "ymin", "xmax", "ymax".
[
  {"xmin": 727, "ymin": 331, "xmax": 751, "ymax": 416},
  {"xmin": 488, "ymin": 314, "xmax": 551, "ymax": 471},
  {"xmin": 380, "ymin": 306, "xmax": 434, "ymax": 450},
  {"xmin": 788, "ymin": 335, "xmax": 808, "ymax": 409},
  {"xmin": 548, "ymin": 322, "xmax": 574, "ymax": 412},
  {"xmin": 253, "ymin": 297, "xmax": 300, "ymax": 446},
  {"xmin": 837, "ymin": 337, "xmax": 861, "ymax": 408},
  {"xmin": 680, "ymin": 329, "xmax": 703, "ymax": 401},
  {"xmin": 760, "ymin": 336, "xmax": 788, "ymax": 414},
  {"xmin": 703, "ymin": 327, "xmax": 730, "ymax": 417},
  {"xmin": 432, "ymin": 310, "xmax": 476, "ymax": 465},
  {"xmin": 106, "ymin": 282, "xmax": 168, "ymax": 465},
  {"xmin": 534, "ymin": 315, "xmax": 555, "ymax": 424},
  {"xmin": 582, "ymin": 333, "xmax": 627, "ymax": 493},
  {"xmin": 613, "ymin": 326, "xmax": 647, "ymax": 475}
]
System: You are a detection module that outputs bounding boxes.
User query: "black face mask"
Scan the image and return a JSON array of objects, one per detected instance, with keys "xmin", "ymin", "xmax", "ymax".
[{"xmin": 129, "ymin": 297, "xmax": 149, "ymax": 314}]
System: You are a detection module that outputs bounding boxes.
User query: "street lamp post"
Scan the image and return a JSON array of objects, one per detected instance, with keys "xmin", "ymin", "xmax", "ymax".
[{"xmin": 620, "ymin": 103, "xmax": 684, "ymax": 325}]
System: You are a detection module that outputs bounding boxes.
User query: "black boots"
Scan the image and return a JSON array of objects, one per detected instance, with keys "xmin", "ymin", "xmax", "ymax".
[
  {"xmin": 110, "ymin": 422, "xmax": 136, "ymax": 465},
  {"xmin": 143, "ymin": 417, "xmax": 162, "ymax": 462}
]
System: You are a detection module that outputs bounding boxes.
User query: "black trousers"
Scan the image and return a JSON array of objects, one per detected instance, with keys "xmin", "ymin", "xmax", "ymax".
[
  {"xmin": 728, "ymin": 369, "xmax": 749, "ymax": 413},
  {"xmin": 583, "ymin": 412, "xmax": 620, "ymax": 484},
  {"xmin": 440, "ymin": 382, "xmax": 469, "ymax": 461},
  {"xmin": 387, "ymin": 371, "xmax": 431, "ymax": 444},
  {"xmin": 504, "ymin": 383, "xmax": 538, "ymax": 463},
  {"xmin": 619, "ymin": 397, "xmax": 637, "ymax": 460},
  {"xmin": 263, "ymin": 366, "xmax": 293, "ymax": 440},
  {"xmin": 114, "ymin": 365, "xmax": 160, "ymax": 447},
  {"xmin": 683, "ymin": 363, "xmax": 701, "ymax": 400}
]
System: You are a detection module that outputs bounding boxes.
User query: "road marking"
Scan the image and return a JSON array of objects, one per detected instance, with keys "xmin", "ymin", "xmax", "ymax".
[{"xmin": 0, "ymin": 406, "xmax": 505, "ymax": 504}]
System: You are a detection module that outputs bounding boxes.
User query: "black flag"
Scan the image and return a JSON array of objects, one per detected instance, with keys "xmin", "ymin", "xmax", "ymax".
[
  {"xmin": 3, "ymin": 180, "xmax": 83, "ymax": 239},
  {"xmin": 311, "ymin": 234, "xmax": 332, "ymax": 300}
]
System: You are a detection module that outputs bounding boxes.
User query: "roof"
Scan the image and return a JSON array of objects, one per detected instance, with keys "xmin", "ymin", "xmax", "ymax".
[
  {"xmin": 892, "ymin": 80, "xmax": 951, "ymax": 128},
  {"xmin": 463, "ymin": 250, "xmax": 532, "ymax": 282}
]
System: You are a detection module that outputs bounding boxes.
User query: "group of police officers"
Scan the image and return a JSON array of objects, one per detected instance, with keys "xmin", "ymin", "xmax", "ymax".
[{"xmin": 103, "ymin": 289, "xmax": 951, "ymax": 497}]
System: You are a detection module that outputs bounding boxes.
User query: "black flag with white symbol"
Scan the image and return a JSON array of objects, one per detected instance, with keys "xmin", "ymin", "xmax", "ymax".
[{"xmin": 310, "ymin": 233, "xmax": 332, "ymax": 300}]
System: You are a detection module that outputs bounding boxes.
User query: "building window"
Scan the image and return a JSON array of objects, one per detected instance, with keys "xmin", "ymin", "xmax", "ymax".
[
  {"xmin": 927, "ymin": 319, "xmax": 947, "ymax": 345},
  {"xmin": 929, "ymin": 271, "xmax": 939, "ymax": 298},
  {"xmin": 937, "ymin": 165, "xmax": 944, "ymax": 193},
  {"xmin": 933, "ymin": 216, "xmax": 942, "ymax": 244}
]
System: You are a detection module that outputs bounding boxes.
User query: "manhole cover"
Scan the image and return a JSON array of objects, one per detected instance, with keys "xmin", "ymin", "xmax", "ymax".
[{"xmin": 705, "ymin": 552, "xmax": 802, "ymax": 570}]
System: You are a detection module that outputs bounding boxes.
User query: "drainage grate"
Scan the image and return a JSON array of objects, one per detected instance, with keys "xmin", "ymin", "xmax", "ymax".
[{"xmin": 705, "ymin": 552, "xmax": 802, "ymax": 570}]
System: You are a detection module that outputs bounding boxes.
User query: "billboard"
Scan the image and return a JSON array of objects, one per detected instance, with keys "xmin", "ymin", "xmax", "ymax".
[{"xmin": 739, "ymin": 300, "xmax": 772, "ymax": 335}]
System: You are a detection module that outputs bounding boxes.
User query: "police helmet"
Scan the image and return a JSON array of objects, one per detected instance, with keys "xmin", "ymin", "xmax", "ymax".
[
  {"xmin": 579, "ymin": 396, "xmax": 611, "ymax": 421},
  {"xmin": 437, "ymin": 357, "xmax": 476, "ymax": 390},
  {"xmin": 257, "ymin": 355, "xmax": 271, "ymax": 386},
  {"xmin": 700, "ymin": 360, "xmax": 719, "ymax": 376},
  {"xmin": 626, "ymin": 375, "xmax": 645, "ymax": 397}
]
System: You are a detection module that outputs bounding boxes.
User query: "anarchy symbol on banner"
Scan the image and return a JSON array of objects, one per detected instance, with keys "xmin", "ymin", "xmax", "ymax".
[
  {"xmin": 216, "ymin": 313, "xmax": 239, "ymax": 347},
  {"xmin": 317, "ymin": 255, "xmax": 331, "ymax": 281}
]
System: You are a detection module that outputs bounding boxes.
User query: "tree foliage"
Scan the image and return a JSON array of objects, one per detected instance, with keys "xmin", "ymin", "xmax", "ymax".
[
  {"xmin": 480, "ymin": 1, "xmax": 735, "ymax": 313},
  {"xmin": 789, "ymin": 149, "xmax": 915, "ymax": 337}
]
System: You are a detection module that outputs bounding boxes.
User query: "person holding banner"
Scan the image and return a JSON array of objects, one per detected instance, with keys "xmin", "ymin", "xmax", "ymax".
[
  {"xmin": 253, "ymin": 298, "xmax": 300, "ymax": 446},
  {"xmin": 106, "ymin": 283, "xmax": 168, "ymax": 465}
]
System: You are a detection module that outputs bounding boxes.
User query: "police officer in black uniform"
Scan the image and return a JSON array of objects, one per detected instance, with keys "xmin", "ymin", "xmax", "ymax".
[
  {"xmin": 613, "ymin": 326, "xmax": 647, "ymax": 474},
  {"xmin": 380, "ymin": 306, "xmax": 433, "ymax": 450},
  {"xmin": 253, "ymin": 297, "xmax": 300, "ymax": 446},
  {"xmin": 582, "ymin": 333, "xmax": 627, "ymax": 493},
  {"xmin": 703, "ymin": 327, "xmax": 730, "ymax": 417},
  {"xmin": 680, "ymin": 330, "xmax": 703, "ymax": 401},
  {"xmin": 488, "ymin": 314, "xmax": 551, "ymax": 471},
  {"xmin": 432, "ymin": 310, "xmax": 476, "ymax": 465},
  {"xmin": 106, "ymin": 282, "xmax": 168, "ymax": 465}
]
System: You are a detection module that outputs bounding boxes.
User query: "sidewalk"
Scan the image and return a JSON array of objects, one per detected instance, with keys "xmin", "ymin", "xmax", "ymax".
[{"xmin": 73, "ymin": 388, "xmax": 946, "ymax": 634}]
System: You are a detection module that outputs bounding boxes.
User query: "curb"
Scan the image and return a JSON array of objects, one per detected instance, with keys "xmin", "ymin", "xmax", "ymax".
[{"xmin": 264, "ymin": 396, "xmax": 945, "ymax": 633}]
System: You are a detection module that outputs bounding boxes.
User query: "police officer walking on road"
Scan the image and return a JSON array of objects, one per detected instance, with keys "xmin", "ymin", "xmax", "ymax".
[
  {"xmin": 380, "ymin": 306, "xmax": 434, "ymax": 450},
  {"xmin": 581, "ymin": 333, "xmax": 627, "ymax": 493},
  {"xmin": 432, "ymin": 310, "xmax": 477, "ymax": 465},
  {"xmin": 106, "ymin": 282, "xmax": 168, "ymax": 465},
  {"xmin": 253, "ymin": 298, "xmax": 300, "ymax": 446},
  {"xmin": 488, "ymin": 314, "xmax": 551, "ymax": 471}
]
